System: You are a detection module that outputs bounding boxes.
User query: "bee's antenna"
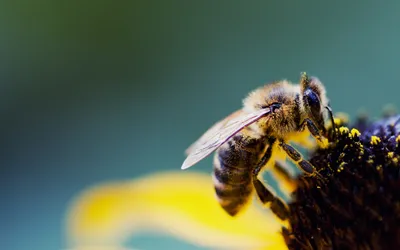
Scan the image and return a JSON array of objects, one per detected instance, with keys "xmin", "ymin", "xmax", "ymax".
[
  {"xmin": 300, "ymin": 72, "xmax": 310, "ymax": 89},
  {"xmin": 325, "ymin": 106, "xmax": 336, "ymax": 141}
]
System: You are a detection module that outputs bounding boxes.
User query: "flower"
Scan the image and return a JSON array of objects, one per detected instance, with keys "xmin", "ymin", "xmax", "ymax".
[
  {"xmin": 65, "ymin": 114, "xmax": 400, "ymax": 250},
  {"xmin": 285, "ymin": 114, "xmax": 400, "ymax": 249}
]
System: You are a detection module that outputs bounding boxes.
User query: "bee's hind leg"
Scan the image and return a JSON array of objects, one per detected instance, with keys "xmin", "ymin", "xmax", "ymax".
[
  {"xmin": 252, "ymin": 137, "xmax": 289, "ymax": 220},
  {"xmin": 253, "ymin": 179, "xmax": 289, "ymax": 220}
]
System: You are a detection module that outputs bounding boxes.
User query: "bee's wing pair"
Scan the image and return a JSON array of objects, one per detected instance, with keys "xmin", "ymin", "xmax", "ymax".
[{"xmin": 181, "ymin": 107, "xmax": 272, "ymax": 170}]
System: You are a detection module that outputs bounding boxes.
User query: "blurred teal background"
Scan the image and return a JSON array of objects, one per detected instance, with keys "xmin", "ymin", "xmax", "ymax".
[{"xmin": 1, "ymin": 0, "xmax": 400, "ymax": 249}]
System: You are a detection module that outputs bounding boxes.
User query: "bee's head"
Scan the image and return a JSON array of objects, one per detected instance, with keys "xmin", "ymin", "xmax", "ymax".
[{"xmin": 300, "ymin": 73, "xmax": 330, "ymax": 133}]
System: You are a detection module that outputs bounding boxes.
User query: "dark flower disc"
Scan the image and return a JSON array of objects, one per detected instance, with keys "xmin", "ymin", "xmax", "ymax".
[{"xmin": 283, "ymin": 115, "xmax": 400, "ymax": 250}]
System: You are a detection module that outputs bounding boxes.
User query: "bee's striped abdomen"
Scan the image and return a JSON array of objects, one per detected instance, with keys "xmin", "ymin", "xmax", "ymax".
[{"xmin": 213, "ymin": 133, "xmax": 266, "ymax": 216}]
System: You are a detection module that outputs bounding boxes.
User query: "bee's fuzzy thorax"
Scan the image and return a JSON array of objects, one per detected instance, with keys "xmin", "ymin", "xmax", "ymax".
[
  {"xmin": 242, "ymin": 80, "xmax": 298, "ymax": 111},
  {"xmin": 283, "ymin": 115, "xmax": 400, "ymax": 249},
  {"xmin": 242, "ymin": 80, "xmax": 306, "ymax": 139}
]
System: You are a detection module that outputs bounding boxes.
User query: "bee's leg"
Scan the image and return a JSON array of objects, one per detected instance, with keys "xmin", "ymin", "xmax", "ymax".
[
  {"xmin": 279, "ymin": 141, "xmax": 319, "ymax": 177},
  {"xmin": 252, "ymin": 137, "xmax": 289, "ymax": 220},
  {"xmin": 252, "ymin": 137, "xmax": 276, "ymax": 183},
  {"xmin": 325, "ymin": 106, "xmax": 337, "ymax": 141},
  {"xmin": 300, "ymin": 118, "xmax": 324, "ymax": 142},
  {"xmin": 253, "ymin": 179, "xmax": 289, "ymax": 220}
]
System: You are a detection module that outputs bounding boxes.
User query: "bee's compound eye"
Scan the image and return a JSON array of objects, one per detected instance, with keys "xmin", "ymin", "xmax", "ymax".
[
  {"xmin": 270, "ymin": 102, "xmax": 282, "ymax": 113},
  {"xmin": 305, "ymin": 89, "xmax": 321, "ymax": 115}
]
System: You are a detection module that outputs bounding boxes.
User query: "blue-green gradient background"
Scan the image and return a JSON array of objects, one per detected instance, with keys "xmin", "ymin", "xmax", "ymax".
[{"xmin": 2, "ymin": 1, "xmax": 400, "ymax": 249}]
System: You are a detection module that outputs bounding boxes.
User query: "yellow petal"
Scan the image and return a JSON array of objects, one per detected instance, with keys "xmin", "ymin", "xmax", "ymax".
[{"xmin": 65, "ymin": 171, "xmax": 288, "ymax": 250}]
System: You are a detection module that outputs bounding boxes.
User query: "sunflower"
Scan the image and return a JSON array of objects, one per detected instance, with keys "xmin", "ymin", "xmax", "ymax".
[{"xmin": 65, "ymin": 114, "xmax": 400, "ymax": 250}]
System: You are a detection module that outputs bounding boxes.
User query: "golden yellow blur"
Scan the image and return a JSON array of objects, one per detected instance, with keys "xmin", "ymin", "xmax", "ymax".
[{"xmin": 65, "ymin": 172, "xmax": 288, "ymax": 250}]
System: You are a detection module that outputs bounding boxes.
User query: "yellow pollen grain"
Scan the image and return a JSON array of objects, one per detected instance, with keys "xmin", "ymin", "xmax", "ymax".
[
  {"xmin": 376, "ymin": 165, "xmax": 382, "ymax": 171},
  {"xmin": 334, "ymin": 112, "xmax": 350, "ymax": 124},
  {"xmin": 388, "ymin": 152, "xmax": 394, "ymax": 158},
  {"xmin": 396, "ymin": 135, "xmax": 400, "ymax": 143},
  {"xmin": 393, "ymin": 158, "xmax": 399, "ymax": 164},
  {"xmin": 370, "ymin": 136, "xmax": 381, "ymax": 145},
  {"xmin": 367, "ymin": 159, "xmax": 374, "ymax": 164},
  {"xmin": 333, "ymin": 118, "xmax": 342, "ymax": 125},
  {"xmin": 351, "ymin": 128, "xmax": 361, "ymax": 138},
  {"xmin": 337, "ymin": 162, "xmax": 347, "ymax": 172},
  {"xmin": 339, "ymin": 127, "xmax": 349, "ymax": 135},
  {"xmin": 317, "ymin": 137, "xmax": 329, "ymax": 149}
]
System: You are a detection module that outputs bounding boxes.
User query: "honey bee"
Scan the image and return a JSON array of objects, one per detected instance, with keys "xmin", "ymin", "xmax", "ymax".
[{"xmin": 181, "ymin": 72, "xmax": 335, "ymax": 219}]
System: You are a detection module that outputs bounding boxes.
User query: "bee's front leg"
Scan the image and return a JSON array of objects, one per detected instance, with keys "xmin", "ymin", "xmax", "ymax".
[
  {"xmin": 252, "ymin": 137, "xmax": 289, "ymax": 220},
  {"xmin": 300, "ymin": 118, "xmax": 324, "ymax": 142}
]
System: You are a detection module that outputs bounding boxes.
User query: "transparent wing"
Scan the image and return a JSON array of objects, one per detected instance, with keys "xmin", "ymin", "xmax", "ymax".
[
  {"xmin": 181, "ymin": 107, "xmax": 271, "ymax": 170},
  {"xmin": 184, "ymin": 109, "xmax": 243, "ymax": 156}
]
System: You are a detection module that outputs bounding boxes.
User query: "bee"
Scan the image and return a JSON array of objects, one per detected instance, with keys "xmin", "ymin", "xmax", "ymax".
[{"xmin": 181, "ymin": 72, "xmax": 335, "ymax": 219}]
